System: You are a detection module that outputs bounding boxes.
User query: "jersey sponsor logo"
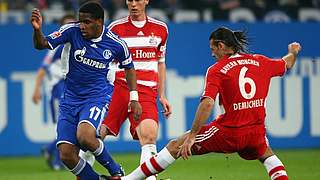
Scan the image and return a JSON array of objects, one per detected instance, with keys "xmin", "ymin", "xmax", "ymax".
[
  {"xmin": 134, "ymin": 49, "xmax": 156, "ymax": 59},
  {"xmin": 103, "ymin": 49, "xmax": 112, "ymax": 59},
  {"xmin": 49, "ymin": 31, "xmax": 62, "ymax": 39},
  {"xmin": 74, "ymin": 47, "xmax": 106, "ymax": 69}
]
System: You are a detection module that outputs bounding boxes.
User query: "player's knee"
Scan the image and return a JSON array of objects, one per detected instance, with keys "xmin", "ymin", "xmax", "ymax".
[
  {"xmin": 140, "ymin": 135, "xmax": 157, "ymax": 145},
  {"xmin": 77, "ymin": 123, "xmax": 97, "ymax": 150},
  {"xmin": 259, "ymin": 146, "xmax": 275, "ymax": 162},
  {"xmin": 139, "ymin": 131, "xmax": 157, "ymax": 145},
  {"xmin": 58, "ymin": 145, "xmax": 77, "ymax": 165},
  {"xmin": 77, "ymin": 134, "xmax": 95, "ymax": 150}
]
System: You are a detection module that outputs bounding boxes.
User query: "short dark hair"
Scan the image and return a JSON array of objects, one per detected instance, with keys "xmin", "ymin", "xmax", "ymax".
[
  {"xmin": 209, "ymin": 27, "xmax": 249, "ymax": 53},
  {"xmin": 79, "ymin": 1, "xmax": 104, "ymax": 20}
]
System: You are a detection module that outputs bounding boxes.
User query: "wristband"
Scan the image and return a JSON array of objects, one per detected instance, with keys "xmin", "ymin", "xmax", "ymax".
[{"xmin": 130, "ymin": 90, "xmax": 139, "ymax": 101}]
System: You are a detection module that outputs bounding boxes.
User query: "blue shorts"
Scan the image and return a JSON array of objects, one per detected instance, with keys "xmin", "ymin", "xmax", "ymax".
[{"xmin": 56, "ymin": 100, "xmax": 109, "ymax": 148}]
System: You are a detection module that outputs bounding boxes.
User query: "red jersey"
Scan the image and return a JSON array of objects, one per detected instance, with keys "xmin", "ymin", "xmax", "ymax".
[
  {"xmin": 108, "ymin": 16, "xmax": 168, "ymax": 98},
  {"xmin": 202, "ymin": 53, "xmax": 286, "ymax": 128}
]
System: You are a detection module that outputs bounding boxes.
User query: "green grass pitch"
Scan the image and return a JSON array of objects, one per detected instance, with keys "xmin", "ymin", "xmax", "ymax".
[{"xmin": 0, "ymin": 149, "xmax": 319, "ymax": 180}]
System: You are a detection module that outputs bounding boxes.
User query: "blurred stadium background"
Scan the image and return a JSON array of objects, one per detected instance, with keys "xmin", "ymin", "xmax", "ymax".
[{"xmin": 0, "ymin": 0, "xmax": 320, "ymax": 179}]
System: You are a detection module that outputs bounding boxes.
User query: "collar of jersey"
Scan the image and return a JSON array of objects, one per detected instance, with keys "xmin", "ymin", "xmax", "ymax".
[
  {"xmin": 128, "ymin": 16, "xmax": 148, "ymax": 29},
  {"xmin": 91, "ymin": 25, "xmax": 105, "ymax": 43}
]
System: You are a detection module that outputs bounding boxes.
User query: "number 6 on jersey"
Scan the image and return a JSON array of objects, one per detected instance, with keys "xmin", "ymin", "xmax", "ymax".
[{"xmin": 239, "ymin": 66, "xmax": 256, "ymax": 99}]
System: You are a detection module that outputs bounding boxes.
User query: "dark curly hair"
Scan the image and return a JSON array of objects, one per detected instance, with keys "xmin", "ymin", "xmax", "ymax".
[{"xmin": 79, "ymin": 1, "xmax": 104, "ymax": 20}]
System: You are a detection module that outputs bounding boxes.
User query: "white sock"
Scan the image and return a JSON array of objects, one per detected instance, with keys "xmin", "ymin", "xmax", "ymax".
[
  {"xmin": 263, "ymin": 155, "xmax": 288, "ymax": 180},
  {"xmin": 123, "ymin": 147, "xmax": 175, "ymax": 180},
  {"xmin": 140, "ymin": 144, "xmax": 157, "ymax": 164},
  {"xmin": 140, "ymin": 144, "xmax": 157, "ymax": 180},
  {"xmin": 79, "ymin": 150, "xmax": 95, "ymax": 167}
]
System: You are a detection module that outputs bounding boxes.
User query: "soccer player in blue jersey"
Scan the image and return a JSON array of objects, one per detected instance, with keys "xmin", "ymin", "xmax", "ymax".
[
  {"xmin": 30, "ymin": 2, "xmax": 142, "ymax": 179},
  {"xmin": 32, "ymin": 14, "xmax": 76, "ymax": 171}
]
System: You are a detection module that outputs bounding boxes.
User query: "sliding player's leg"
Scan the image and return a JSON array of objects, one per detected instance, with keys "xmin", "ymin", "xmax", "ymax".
[{"xmin": 259, "ymin": 146, "xmax": 289, "ymax": 180}]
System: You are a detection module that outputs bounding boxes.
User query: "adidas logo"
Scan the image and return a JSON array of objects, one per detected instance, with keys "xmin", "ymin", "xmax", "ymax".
[
  {"xmin": 137, "ymin": 31, "xmax": 144, "ymax": 36},
  {"xmin": 90, "ymin": 44, "xmax": 97, "ymax": 48}
]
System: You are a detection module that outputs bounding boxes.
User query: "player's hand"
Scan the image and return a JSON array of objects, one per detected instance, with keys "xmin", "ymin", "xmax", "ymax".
[
  {"xmin": 128, "ymin": 100, "xmax": 142, "ymax": 121},
  {"xmin": 30, "ymin": 8, "xmax": 43, "ymax": 30},
  {"xmin": 32, "ymin": 88, "xmax": 41, "ymax": 104},
  {"xmin": 159, "ymin": 96, "xmax": 172, "ymax": 119},
  {"xmin": 178, "ymin": 133, "xmax": 196, "ymax": 160},
  {"xmin": 99, "ymin": 124, "xmax": 108, "ymax": 140},
  {"xmin": 288, "ymin": 42, "xmax": 301, "ymax": 56}
]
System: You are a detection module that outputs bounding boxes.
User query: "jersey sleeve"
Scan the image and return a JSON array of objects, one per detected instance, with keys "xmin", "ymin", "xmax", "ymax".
[
  {"xmin": 107, "ymin": 23, "xmax": 120, "ymax": 35},
  {"xmin": 255, "ymin": 54, "xmax": 287, "ymax": 77},
  {"xmin": 201, "ymin": 66, "xmax": 221, "ymax": 101},
  {"xmin": 158, "ymin": 25, "xmax": 168, "ymax": 63},
  {"xmin": 46, "ymin": 23, "xmax": 76, "ymax": 50},
  {"xmin": 115, "ymin": 38, "xmax": 134, "ymax": 69}
]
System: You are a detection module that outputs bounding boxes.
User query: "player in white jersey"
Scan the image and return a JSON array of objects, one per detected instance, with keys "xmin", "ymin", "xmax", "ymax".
[
  {"xmin": 99, "ymin": 1, "xmax": 172, "ymax": 180},
  {"xmin": 30, "ymin": 2, "xmax": 142, "ymax": 179},
  {"xmin": 32, "ymin": 14, "xmax": 75, "ymax": 171}
]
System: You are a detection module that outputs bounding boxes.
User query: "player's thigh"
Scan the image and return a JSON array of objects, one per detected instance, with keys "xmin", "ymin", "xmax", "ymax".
[
  {"xmin": 238, "ymin": 131, "xmax": 268, "ymax": 160},
  {"xmin": 191, "ymin": 122, "xmax": 231, "ymax": 155},
  {"xmin": 104, "ymin": 87, "xmax": 129, "ymax": 136},
  {"xmin": 129, "ymin": 100, "xmax": 158, "ymax": 140},
  {"xmin": 79, "ymin": 101, "xmax": 109, "ymax": 133}
]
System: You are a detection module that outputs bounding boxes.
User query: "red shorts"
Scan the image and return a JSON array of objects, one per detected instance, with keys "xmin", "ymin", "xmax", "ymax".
[
  {"xmin": 103, "ymin": 84, "xmax": 158, "ymax": 140},
  {"xmin": 191, "ymin": 121, "xmax": 267, "ymax": 160}
]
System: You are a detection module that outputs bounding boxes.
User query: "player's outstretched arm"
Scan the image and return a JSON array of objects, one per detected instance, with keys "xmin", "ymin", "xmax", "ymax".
[
  {"xmin": 179, "ymin": 97, "xmax": 215, "ymax": 160},
  {"xmin": 158, "ymin": 62, "xmax": 172, "ymax": 119},
  {"xmin": 282, "ymin": 42, "xmax": 301, "ymax": 69},
  {"xmin": 125, "ymin": 67, "xmax": 142, "ymax": 121},
  {"xmin": 30, "ymin": 8, "xmax": 50, "ymax": 49},
  {"xmin": 32, "ymin": 68, "xmax": 46, "ymax": 104}
]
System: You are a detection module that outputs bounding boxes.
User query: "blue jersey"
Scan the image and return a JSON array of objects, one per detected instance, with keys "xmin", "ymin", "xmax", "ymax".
[{"xmin": 46, "ymin": 23, "xmax": 133, "ymax": 104}]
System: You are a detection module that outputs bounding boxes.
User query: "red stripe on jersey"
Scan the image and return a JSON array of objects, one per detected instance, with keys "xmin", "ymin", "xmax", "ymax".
[
  {"xmin": 269, "ymin": 166, "xmax": 285, "ymax": 176},
  {"xmin": 150, "ymin": 157, "xmax": 164, "ymax": 172},
  {"xmin": 140, "ymin": 162, "xmax": 152, "ymax": 177}
]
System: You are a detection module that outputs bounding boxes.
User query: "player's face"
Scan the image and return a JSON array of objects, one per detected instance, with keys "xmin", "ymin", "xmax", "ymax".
[
  {"xmin": 79, "ymin": 12, "xmax": 102, "ymax": 39},
  {"xmin": 210, "ymin": 39, "xmax": 223, "ymax": 60},
  {"xmin": 210, "ymin": 39, "xmax": 218, "ymax": 59},
  {"xmin": 127, "ymin": 0, "xmax": 149, "ymax": 20}
]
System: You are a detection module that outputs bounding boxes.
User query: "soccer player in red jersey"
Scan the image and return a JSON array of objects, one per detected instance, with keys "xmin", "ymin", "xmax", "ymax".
[
  {"xmin": 98, "ymin": 0, "xmax": 172, "ymax": 179},
  {"xmin": 117, "ymin": 27, "xmax": 301, "ymax": 180}
]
